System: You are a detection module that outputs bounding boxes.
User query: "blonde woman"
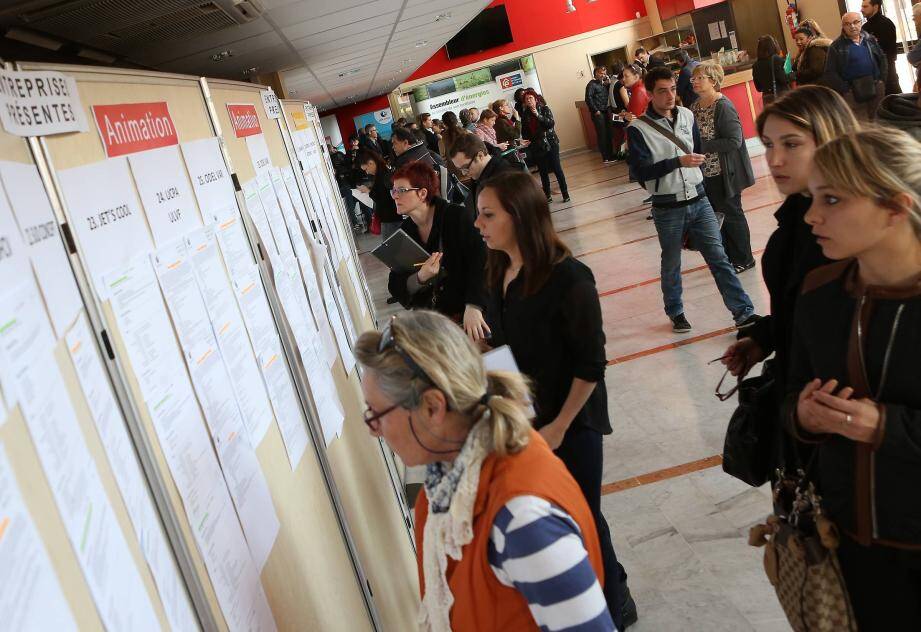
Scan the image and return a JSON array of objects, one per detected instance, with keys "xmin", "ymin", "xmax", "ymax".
[
  {"xmin": 788, "ymin": 127, "xmax": 921, "ymax": 628},
  {"xmin": 690, "ymin": 61, "xmax": 756, "ymax": 272},
  {"xmin": 355, "ymin": 311, "xmax": 615, "ymax": 631}
]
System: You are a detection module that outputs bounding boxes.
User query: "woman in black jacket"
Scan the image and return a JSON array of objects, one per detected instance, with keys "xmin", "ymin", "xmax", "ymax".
[
  {"xmin": 786, "ymin": 127, "xmax": 921, "ymax": 627},
  {"xmin": 520, "ymin": 88, "xmax": 570, "ymax": 204},
  {"xmin": 752, "ymin": 35, "xmax": 790, "ymax": 104},
  {"xmin": 386, "ymin": 161, "xmax": 489, "ymax": 339},
  {"xmin": 690, "ymin": 61, "xmax": 757, "ymax": 272},
  {"xmin": 357, "ymin": 149, "xmax": 401, "ymax": 240},
  {"xmin": 722, "ymin": 87, "xmax": 855, "ymax": 430},
  {"xmin": 475, "ymin": 171, "xmax": 637, "ymax": 630}
]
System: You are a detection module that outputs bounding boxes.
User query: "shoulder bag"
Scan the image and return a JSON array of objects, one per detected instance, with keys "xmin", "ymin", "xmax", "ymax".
[
  {"xmin": 718, "ymin": 360, "xmax": 778, "ymax": 487},
  {"xmin": 749, "ymin": 463, "xmax": 857, "ymax": 632}
]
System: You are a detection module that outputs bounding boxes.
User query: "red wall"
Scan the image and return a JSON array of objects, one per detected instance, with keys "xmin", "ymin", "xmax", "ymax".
[
  {"xmin": 406, "ymin": 0, "xmax": 647, "ymax": 82},
  {"xmin": 321, "ymin": 94, "xmax": 392, "ymax": 148}
]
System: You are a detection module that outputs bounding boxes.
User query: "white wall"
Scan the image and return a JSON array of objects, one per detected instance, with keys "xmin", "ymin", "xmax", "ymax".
[{"xmin": 320, "ymin": 114, "xmax": 343, "ymax": 150}]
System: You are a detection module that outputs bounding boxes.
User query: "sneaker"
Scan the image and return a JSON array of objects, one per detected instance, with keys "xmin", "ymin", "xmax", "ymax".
[
  {"xmin": 671, "ymin": 313, "xmax": 692, "ymax": 333},
  {"xmin": 642, "ymin": 196, "xmax": 652, "ymax": 204},
  {"xmin": 735, "ymin": 313, "xmax": 761, "ymax": 330},
  {"xmin": 562, "ymin": 196, "xmax": 571, "ymax": 203},
  {"xmin": 733, "ymin": 260, "xmax": 756, "ymax": 274},
  {"xmin": 546, "ymin": 195, "xmax": 553, "ymax": 203},
  {"xmin": 619, "ymin": 586, "xmax": 639, "ymax": 629}
]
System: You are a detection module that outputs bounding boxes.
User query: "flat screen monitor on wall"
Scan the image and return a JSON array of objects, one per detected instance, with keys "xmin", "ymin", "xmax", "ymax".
[{"xmin": 445, "ymin": 5, "xmax": 513, "ymax": 60}]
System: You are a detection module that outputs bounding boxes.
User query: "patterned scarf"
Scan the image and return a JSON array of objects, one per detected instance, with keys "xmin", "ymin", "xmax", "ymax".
[{"xmin": 418, "ymin": 415, "xmax": 493, "ymax": 631}]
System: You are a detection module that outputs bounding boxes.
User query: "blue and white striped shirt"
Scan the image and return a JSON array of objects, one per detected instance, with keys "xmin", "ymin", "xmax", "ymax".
[{"xmin": 488, "ymin": 495, "xmax": 617, "ymax": 632}]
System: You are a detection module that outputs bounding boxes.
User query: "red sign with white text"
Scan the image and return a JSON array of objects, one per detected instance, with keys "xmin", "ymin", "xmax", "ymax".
[
  {"xmin": 226, "ymin": 103, "xmax": 262, "ymax": 138},
  {"xmin": 92, "ymin": 102, "xmax": 178, "ymax": 158}
]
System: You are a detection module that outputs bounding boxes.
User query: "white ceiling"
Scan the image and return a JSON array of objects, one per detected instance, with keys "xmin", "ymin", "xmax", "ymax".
[{"xmin": 0, "ymin": 0, "xmax": 492, "ymax": 112}]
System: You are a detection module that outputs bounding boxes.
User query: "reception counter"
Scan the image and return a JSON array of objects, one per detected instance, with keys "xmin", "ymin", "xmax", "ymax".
[{"xmin": 574, "ymin": 67, "xmax": 764, "ymax": 151}]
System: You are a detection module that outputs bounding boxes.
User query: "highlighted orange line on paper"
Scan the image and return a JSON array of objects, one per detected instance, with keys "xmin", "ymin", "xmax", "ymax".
[
  {"xmin": 219, "ymin": 322, "xmax": 230, "ymax": 335},
  {"xmin": 0, "ymin": 516, "xmax": 9, "ymax": 542},
  {"xmin": 242, "ymin": 283, "xmax": 255, "ymax": 295},
  {"xmin": 220, "ymin": 218, "xmax": 236, "ymax": 230},
  {"xmin": 167, "ymin": 260, "xmax": 183, "ymax": 270},
  {"xmin": 69, "ymin": 341, "xmax": 82, "ymax": 354},
  {"xmin": 196, "ymin": 348, "xmax": 214, "ymax": 365},
  {"xmin": 263, "ymin": 354, "xmax": 278, "ymax": 369}
]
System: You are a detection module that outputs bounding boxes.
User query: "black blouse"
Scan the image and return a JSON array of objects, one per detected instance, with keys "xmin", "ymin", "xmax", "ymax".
[
  {"xmin": 485, "ymin": 257, "xmax": 611, "ymax": 434},
  {"xmin": 370, "ymin": 169, "xmax": 400, "ymax": 223},
  {"xmin": 387, "ymin": 197, "xmax": 486, "ymax": 317}
]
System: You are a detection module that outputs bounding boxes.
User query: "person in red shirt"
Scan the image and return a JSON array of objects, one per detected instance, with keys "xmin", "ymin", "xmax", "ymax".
[{"xmin": 622, "ymin": 64, "xmax": 651, "ymax": 121}]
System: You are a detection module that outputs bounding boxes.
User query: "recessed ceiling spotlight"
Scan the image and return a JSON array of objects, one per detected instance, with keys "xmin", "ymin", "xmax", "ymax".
[
  {"xmin": 242, "ymin": 66, "xmax": 258, "ymax": 76},
  {"xmin": 210, "ymin": 50, "xmax": 233, "ymax": 62},
  {"xmin": 414, "ymin": 40, "xmax": 428, "ymax": 47},
  {"xmin": 434, "ymin": 12, "xmax": 452, "ymax": 22}
]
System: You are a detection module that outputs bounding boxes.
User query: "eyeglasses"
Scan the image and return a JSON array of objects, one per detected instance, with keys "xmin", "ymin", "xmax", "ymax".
[
  {"xmin": 845, "ymin": 19, "xmax": 864, "ymax": 27},
  {"xmin": 362, "ymin": 318, "xmax": 437, "ymax": 431},
  {"xmin": 390, "ymin": 186, "xmax": 421, "ymax": 197},
  {"xmin": 363, "ymin": 403, "xmax": 399, "ymax": 432},
  {"xmin": 458, "ymin": 155, "xmax": 477, "ymax": 176},
  {"xmin": 708, "ymin": 356, "xmax": 740, "ymax": 401}
]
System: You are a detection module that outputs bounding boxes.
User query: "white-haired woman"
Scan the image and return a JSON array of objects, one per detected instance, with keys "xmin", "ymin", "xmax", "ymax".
[
  {"xmin": 355, "ymin": 311, "xmax": 614, "ymax": 632},
  {"xmin": 788, "ymin": 127, "xmax": 921, "ymax": 628},
  {"xmin": 691, "ymin": 61, "xmax": 757, "ymax": 273}
]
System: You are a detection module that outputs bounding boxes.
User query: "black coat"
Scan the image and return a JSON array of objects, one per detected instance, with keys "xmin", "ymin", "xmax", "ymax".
[
  {"xmin": 699, "ymin": 97, "xmax": 755, "ymax": 198},
  {"xmin": 585, "ymin": 79, "xmax": 609, "ymax": 114},
  {"xmin": 863, "ymin": 11, "xmax": 898, "ymax": 59},
  {"xmin": 752, "ymin": 55, "xmax": 790, "ymax": 95},
  {"xmin": 787, "ymin": 260, "xmax": 921, "ymax": 547},
  {"xmin": 823, "ymin": 33, "xmax": 888, "ymax": 94},
  {"xmin": 387, "ymin": 197, "xmax": 486, "ymax": 317},
  {"xmin": 741, "ymin": 194, "xmax": 829, "ymax": 395},
  {"xmin": 423, "ymin": 128, "xmax": 440, "ymax": 153},
  {"xmin": 521, "ymin": 104, "xmax": 560, "ymax": 158},
  {"xmin": 369, "ymin": 169, "xmax": 399, "ymax": 224},
  {"xmin": 485, "ymin": 257, "xmax": 611, "ymax": 434}
]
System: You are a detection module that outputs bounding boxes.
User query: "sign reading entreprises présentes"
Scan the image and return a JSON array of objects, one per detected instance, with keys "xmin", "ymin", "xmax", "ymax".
[{"xmin": 0, "ymin": 69, "xmax": 88, "ymax": 137}]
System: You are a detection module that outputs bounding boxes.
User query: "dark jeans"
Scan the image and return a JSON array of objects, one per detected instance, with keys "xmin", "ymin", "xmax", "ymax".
[
  {"xmin": 885, "ymin": 56, "xmax": 901, "ymax": 96},
  {"xmin": 536, "ymin": 147, "xmax": 569, "ymax": 199},
  {"xmin": 704, "ymin": 175, "xmax": 754, "ymax": 267},
  {"xmin": 555, "ymin": 424, "xmax": 628, "ymax": 628},
  {"xmin": 592, "ymin": 112, "xmax": 613, "ymax": 161},
  {"xmin": 651, "ymin": 195, "xmax": 755, "ymax": 322},
  {"xmin": 837, "ymin": 534, "xmax": 921, "ymax": 630}
]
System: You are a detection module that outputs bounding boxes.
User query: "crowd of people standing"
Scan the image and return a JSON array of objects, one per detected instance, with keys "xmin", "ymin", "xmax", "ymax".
[{"xmin": 335, "ymin": 6, "xmax": 921, "ymax": 627}]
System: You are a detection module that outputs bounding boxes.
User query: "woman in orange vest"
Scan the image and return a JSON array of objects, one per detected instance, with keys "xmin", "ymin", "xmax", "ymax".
[{"xmin": 355, "ymin": 311, "xmax": 615, "ymax": 631}]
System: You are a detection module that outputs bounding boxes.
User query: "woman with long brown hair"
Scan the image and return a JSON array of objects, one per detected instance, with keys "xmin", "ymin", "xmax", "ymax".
[{"xmin": 475, "ymin": 171, "xmax": 637, "ymax": 630}]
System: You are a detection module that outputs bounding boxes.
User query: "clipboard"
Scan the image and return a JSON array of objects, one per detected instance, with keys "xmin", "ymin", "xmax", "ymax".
[{"xmin": 370, "ymin": 228, "xmax": 430, "ymax": 271}]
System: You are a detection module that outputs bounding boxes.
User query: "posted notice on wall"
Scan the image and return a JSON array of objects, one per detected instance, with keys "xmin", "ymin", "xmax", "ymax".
[
  {"xmin": 92, "ymin": 101, "xmax": 178, "ymax": 158},
  {"xmin": 0, "ymin": 69, "xmax": 88, "ymax": 137},
  {"xmin": 260, "ymin": 89, "xmax": 281, "ymax": 120}
]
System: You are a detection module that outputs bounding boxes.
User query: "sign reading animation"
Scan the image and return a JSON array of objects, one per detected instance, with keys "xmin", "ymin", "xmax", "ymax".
[
  {"xmin": 226, "ymin": 103, "xmax": 262, "ymax": 138},
  {"xmin": 92, "ymin": 101, "xmax": 178, "ymax": 157},
  {"xmin": 413, "ymin": 67, "xmax": 542, "ymax": 121}
]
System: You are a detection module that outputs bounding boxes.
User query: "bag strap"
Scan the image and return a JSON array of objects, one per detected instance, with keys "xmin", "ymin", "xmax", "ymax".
[
  {"xmin": 770, "ymin": 56, "xmax": 777, "ymax": 95},
  {"xmin": 638, "ymin": 115, "xmax": 692, "ymax": 155}
]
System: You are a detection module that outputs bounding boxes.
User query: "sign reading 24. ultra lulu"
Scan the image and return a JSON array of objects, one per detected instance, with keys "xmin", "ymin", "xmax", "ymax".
[
  {"xmin": 226, "ymin": 103, "xmax": 262, "ymax": 138},
  {"xmin": 92, "ymin": 102, "xmax": 178, "ymax": 158}
]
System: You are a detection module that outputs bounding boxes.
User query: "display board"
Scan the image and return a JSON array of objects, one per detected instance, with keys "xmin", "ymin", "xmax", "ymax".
[
  {"xmin": 17, "ymin": 62, "xmax": 376, "ymax": 631},
  {"xmin": 0, "ymin": 101, "xmax": 189, "ymax": 631},
  {"xmin": 206, "ymin": 80, "xmax": 418, "ymax": 632}
]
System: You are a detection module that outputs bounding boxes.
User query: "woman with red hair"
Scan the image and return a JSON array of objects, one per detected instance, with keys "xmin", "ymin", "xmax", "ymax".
[
  {"xmin": 520, "ymin": 88, "xmax": 571, "ymax": 204},
  {"xmin": 387, "ymin": 161, "xmax": 490, "ymax": 340}
]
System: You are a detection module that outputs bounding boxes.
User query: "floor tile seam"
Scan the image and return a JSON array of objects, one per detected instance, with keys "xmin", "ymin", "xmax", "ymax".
[
  {"xmin": 600, "ymin": 455, "xmax": 724, "ymax": 496},
  {"xmin": 597, "ymin": 247, "xmax": 767, "ymax": 299},
  {"xmin": 575, "ymin": 198, "xmax": 780, "ymax": 260},
  {"xmin": 607, "ymin": 326, "xmax": 738, "ymax": 366}
]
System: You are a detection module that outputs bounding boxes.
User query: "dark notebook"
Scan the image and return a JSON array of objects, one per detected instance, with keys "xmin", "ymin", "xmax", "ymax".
[{"xmin": 370, "ymin": 229, "xmax": 430, "ymax": 271}]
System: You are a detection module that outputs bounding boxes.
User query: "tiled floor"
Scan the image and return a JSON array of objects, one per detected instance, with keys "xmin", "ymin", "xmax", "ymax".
[{"xmin": 354, "ymin": 148, "xmax": 791, "ymax": 631}]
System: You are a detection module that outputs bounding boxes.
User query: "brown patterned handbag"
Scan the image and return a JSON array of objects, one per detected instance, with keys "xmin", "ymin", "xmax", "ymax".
[{"xmin": 749, "ymin": 469, "xmax": 857, "ymax": 632}]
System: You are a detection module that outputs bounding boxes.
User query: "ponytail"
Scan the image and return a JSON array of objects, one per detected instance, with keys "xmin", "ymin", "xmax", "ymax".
[{"xmin": 480, "ymin": 371, "xmax": 532, "ymax": 456}]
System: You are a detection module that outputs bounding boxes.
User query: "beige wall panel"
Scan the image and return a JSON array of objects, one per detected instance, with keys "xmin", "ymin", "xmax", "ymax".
[
  {"xmin": 278, "ymin": 97, "xmax": 421, "ymax": 632},
  {"xmin": 205, "ymin": 78, "xmax": 377, "ymax": 631}
]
